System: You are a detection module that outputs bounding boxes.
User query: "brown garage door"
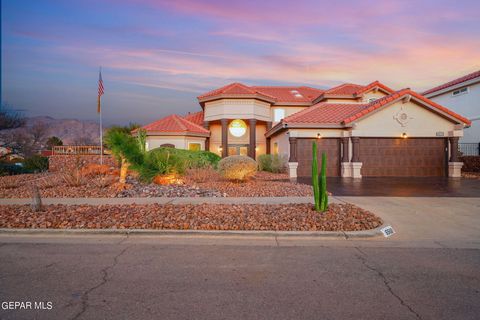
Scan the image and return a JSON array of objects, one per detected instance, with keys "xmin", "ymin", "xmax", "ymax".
[
  {"xmin": 297, "ymin": 138, "xmax": 340, "ymax": 177},
  {"xmin": 359, "ymin": 138, "xmax": 447, "ymax": 177}
]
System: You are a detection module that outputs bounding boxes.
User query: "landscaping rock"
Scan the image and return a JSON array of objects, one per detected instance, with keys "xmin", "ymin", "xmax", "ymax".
[{"xmin": 0, "ymin": 203, "xmax": 383, "ymax": 231}]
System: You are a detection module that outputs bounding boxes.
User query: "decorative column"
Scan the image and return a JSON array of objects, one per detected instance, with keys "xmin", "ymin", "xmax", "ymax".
[
  {"xmin": 448, "ymin": 136, "xmax": 463, "ymax": 177},
  {"xmin": 351, "ymin": 137, "xmax": 360, "ymax": 162},
  {"xmin": 350, "ymin": 137, "xmax": 362, "ymax": 178},
  {"xmin": 287, "ymin": 137, "xmax": 298, "ymax": 179},
  {"xmin": 340, "ymin": 137, "xmax": 351, "ymax": 178},
  {"xmin": 249, "ymin": 119, "xmax": 257, "ymax": 159},
  {"xmin": 203, "ymin": 121, "xmax": 210, "ymax": 151},
  {"xmin": 266, "ymin": 122, "xmax": 272, "ymax": 155},
  {"xmin": 341, "ymin": 137, "xmax": 349, "ymax": 162},
  {"xmin": 221, "ymin": 118, "xmax": 228, "ymax": 158},
  {"xmin": 449, "ymin": 137, "xmax": 459, "ymax": 162}
]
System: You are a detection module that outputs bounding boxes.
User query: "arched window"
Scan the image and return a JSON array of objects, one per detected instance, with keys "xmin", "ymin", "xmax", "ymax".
[{"xmin": 160, "ymin": 143, "xmax": 175, "ymax": 148}]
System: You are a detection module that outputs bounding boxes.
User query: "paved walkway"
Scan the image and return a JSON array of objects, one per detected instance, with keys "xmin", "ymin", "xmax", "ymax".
[{"xmin": 0, "ymin": 196, "xmax": 325, "ymax": 205}]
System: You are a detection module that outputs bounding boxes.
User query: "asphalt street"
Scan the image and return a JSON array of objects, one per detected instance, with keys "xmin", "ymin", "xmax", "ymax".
[{"xmin": 1, "ymin": 235, "xmax": 479, "ymax": 320}]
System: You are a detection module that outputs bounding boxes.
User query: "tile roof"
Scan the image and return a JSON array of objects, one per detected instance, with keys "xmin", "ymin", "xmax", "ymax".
[
  {"xmin": 323, "ymin": 83, "xmax": 364, "ymax": 95},
  {"xmin": 138, "ymin": 114, "xmax": 209, "ymax": 135},
  {"xmin": 183, "ymin": 111, "xmax": 204, "ymax": 126},
  {"xmin": 283, "ymin": 102, "xmax": 369, "ymax": 124},
  {"xmin": 284, "ymin": 89, "xmax": 471, "ymax": 126},
  {"xmin": 251, "ymin": 86, "xmax": 324, "ymax": 103},
  {"xmin": 197, "ymin": 82, "xmax": 277, "ymax": 102},
  {"xmin": 423, "ymin": 70, "xmax": 480, "ymax": 95}
]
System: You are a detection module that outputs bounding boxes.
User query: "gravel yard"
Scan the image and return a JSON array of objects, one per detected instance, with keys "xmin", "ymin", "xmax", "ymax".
[
  {"xmin": 0, "ymin": 203, "xmax": 381, "ymax": 231},
  {"xmin": 0, "ymin": 171, "xmax": 312, "ymax": 198}
]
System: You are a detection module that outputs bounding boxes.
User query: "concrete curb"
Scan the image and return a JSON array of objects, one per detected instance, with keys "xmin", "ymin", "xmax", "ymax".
[{"xmin": 0, "ymin": 224, "xmax": 386, "ymax": 238}]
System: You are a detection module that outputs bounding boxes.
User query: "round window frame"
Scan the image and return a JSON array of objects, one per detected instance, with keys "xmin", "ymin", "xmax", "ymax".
[{"xmin": 228, "ymin": 119, "xmax": 247, "ymax": 137}]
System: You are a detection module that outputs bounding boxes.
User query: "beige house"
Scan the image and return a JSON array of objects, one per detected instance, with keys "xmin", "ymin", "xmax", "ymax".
[{"xmin": 136, "ymin": 81, "xmax": 471, "ymax": 178}]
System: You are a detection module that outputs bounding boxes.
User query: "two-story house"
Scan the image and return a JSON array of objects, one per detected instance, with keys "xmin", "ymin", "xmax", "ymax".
[
  {"xmin": 423, "ymin": 70, "xmax": 480, "ymax": 154},
  {"xmin": 134, "ymin": 81, "xmax": 471, "ymax": 179}
]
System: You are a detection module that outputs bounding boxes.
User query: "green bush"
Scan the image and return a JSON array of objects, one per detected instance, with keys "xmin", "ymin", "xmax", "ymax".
[
  {"xmin": 23, "ymin": 155, "xmax": 49, "ymax": 172},
  {"xmin": 136, "ymin": 147, "xmax": 221, "ymax": 182},
  {"xmin": 257, "ymin": 154, "xmax": 287, "ymax": 173},
  {"xmin": 218, "ymin": 155, "xmax": 257, "ymax": 181}
]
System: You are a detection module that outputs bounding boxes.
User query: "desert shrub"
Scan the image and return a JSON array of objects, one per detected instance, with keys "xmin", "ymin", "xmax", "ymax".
[
  {"xmin": 81, "ymin": 164, "xmax": 111, "ymax": 177},
  {"xmin": 136, "ymin": 148, "xmax": 221, "ymax": 182},
  {"xmin": 186, "ymin": 167, "xmax": 218, "ymax": 183},
  {"xmin": 61, "ymin": 156, "xmax": 86, "ymax": 187},
  {"xmin": 271, "ymin": 154, "xmax": 287, "ymax": 173},
  {"xmin": 257, "ymin": 154, "xmax": 287, "ymax": 173},
  {"xmin": 91, "ymin": 175, "xmax": 116, "ymax": 188},
  {"xmin": 257, "ymin": 154, "xmax": 273, "ymax": 172},
  {"xmin": 218, "ymin": 155, "xmax": 257, "ymax": 181},
  {"xmin": 0, "ymin": 163, "xmax": 26, "ymax": 175},
  {"xmin": 61, "ymin": 170, "xmax": 87, "ymax": 187},
  {"xmin": 23, "ymin": 155, "xmax": 49, "ymax": 172},
  {"xmin": 460, "ymin": 156, "xmax": 480, "ymax": 172}
]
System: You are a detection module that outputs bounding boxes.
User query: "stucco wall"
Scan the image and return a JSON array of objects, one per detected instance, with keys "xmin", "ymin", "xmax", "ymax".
[
  {"xmin": 362, "ymin": 90, "xmax": 388, "ymax": 102},
  {"xmin": 146, "ymin": 136, "xmax": 205, "ymax": 151},
  {"xmin": 428, "ymin": 82, "xmax": 480, "ymax": 143},
  {"xmin": 351, "ymin": 99, "xmax": 462, "ymax": 137},
  {"xmin": 271, "ymin": 106, "xmax": 308, "ymax": 124},
  {"xmin": 271, "ymin": 132, "xmax": 289, "ymax": 158},
  {"xmin": 204, "ymin": 99, "xmax": 271, "ymax": 122}
]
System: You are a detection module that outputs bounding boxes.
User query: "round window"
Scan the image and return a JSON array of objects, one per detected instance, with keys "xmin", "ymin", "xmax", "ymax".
[{"xmin": 229, "ymin": 119, "xmax": 247, "ymax": 137}]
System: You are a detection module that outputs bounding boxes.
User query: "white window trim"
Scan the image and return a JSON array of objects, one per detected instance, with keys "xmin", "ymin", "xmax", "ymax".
[{"xmin": 274, "ymin": 109, "xmax": 285, "ymax": 122}]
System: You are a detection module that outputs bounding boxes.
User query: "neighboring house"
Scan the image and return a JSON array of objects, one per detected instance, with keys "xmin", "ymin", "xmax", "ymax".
[
  {"xmin": 423, "ymin": 70, "xmax": 480, "ymax": 148},
  {"xmin": 135, "ymin": 81, "xmax": 471, "ymax": 179}
]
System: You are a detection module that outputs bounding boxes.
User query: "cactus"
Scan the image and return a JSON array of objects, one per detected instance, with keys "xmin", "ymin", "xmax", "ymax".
[
  {"xmin": 312, "ymin": 142, "xmax": 320, "ymax": 211},
  {"xmin": 319, "ymin": 152, "xmax": 328, "ymax": 211},
  {"xmin": 312, "ymin": 141, "xmax": 328, "ymax": 212}
]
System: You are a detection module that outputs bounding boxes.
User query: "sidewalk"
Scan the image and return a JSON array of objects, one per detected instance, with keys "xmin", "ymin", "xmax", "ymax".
[{"xmin": 0, "ymin": 196, "xmax": 333, "ymax": 205}]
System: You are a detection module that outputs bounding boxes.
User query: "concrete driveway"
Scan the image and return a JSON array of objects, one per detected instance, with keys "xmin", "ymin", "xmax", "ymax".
[
  {"xmin": 334, "ymin": 196, "xmax": 480, "ymax": 248},
  {"xmin": 297, "ymin": 177, "xmax": 480, "ymax": 197}
]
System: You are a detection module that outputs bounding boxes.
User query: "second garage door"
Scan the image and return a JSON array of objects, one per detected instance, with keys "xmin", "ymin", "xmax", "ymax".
[
  {"xmin": 297, "ymin": 138, "xmax": 340, "ymax": 177},
  {"xmin": 359, "ymin": 138, "xmax": 447, "ymax": 177}
]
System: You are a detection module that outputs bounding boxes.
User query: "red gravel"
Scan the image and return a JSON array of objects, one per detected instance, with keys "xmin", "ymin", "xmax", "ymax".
[
  {"xmin": 0, "ymin": 171, "xmax": 313, "ymax": 198},
  {"xmin": 0, "ymin": 203, "xmax": 382, "ymax": 231},
  {"xmin": 185, "ymin": 171, "xmax": 313, "ymax": 197}
]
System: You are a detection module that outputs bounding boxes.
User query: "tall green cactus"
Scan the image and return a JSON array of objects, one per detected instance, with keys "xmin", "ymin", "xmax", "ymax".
[
  {"xmin": 312, "ymin": 141, "xmax": 328, "ymax": 212},
  {"xmin": 312, "ymin": 142, "xmax": 320, "ymax": 211},
  {"xmin": 320, "ymin": 152, "xmax": 328, "ymax": 211}
]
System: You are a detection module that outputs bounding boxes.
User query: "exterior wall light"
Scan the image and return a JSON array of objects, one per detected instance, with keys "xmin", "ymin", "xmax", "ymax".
[
  {"xmin": 402, "ymin": 132, "xmax": 408, "ymax": 139},
  {"xmin": 255, "ymin": 147, "xmax": 259, "ymax": 152},
  {"xmin": 218, "ymin": 146, "xmax": 223, "ymax": 152},
  {"xmin": 317, "ymin": 133, "xmax": 322, "ymax": 139}
]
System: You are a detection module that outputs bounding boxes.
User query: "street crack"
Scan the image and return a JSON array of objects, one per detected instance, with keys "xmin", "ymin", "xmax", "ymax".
[
  {"xmin": 70, "ymin": 246, "xmax": 130, "ymax": 320},
  {"xmin": 354, "ymin": 247, "xmax": 423, "ymax": 320}
]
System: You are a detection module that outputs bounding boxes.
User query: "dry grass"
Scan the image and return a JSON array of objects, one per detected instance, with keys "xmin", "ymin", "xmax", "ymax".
[{"xmin": 185, "ymin": 167, "xmax": 219, "ymax": 183}]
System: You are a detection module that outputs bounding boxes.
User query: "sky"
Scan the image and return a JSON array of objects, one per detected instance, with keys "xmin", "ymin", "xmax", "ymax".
[{"xmin": 1, "ymin": 0, "xmax": 479, "ymax": 125}]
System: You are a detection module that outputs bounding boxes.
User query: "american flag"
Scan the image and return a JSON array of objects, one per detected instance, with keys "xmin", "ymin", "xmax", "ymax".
[{"xmin": 97, "ymin": 70, "xmax": 104, "ymax": 113}]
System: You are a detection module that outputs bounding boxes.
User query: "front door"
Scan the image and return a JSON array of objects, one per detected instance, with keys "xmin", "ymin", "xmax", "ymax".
[{"xmin": 228, "ymin": 144, "xmax": 249, "ymax": 156}]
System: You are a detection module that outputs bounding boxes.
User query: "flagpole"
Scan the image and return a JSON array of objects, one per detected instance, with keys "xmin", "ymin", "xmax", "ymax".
[
  {"xmin": 100, "ymin": 99, "xmax": 103, "ymax": 165},
  {"xmin": 99, "ymin": 66, "xmax": 103, "ymax": 165}
]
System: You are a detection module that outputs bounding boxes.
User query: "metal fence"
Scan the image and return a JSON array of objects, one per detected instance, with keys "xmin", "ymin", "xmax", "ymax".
[
  {"xmin": 459, "ymin": 143, "xmax": 480, "ymax": 156},
  {"xmin": 52, "ymin": 145, "xmax": 105, "ymax": 155}
]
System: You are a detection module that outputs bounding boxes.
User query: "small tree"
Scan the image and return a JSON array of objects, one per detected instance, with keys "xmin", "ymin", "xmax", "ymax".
[
  {"xmin": 0, "ymin": 105, "xmax": 25, "ymax": 130},
  {"xmin": 311, "ymin": 141, "xmax": 328, "ymax": 212},
  {"xmin": 46, "ymin": 136, "xmax": 63, "ymax": 150},
  {"xmin": 104, "ymin": 130, "xmax": 144, "ymax": 185}
]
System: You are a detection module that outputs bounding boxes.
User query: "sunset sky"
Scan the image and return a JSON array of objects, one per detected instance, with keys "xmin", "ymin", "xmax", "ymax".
[{"xmin": 2, "ymin": 0, "xmax": 479, "ymax": 125}]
